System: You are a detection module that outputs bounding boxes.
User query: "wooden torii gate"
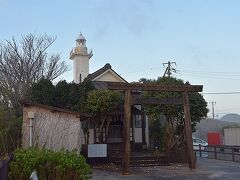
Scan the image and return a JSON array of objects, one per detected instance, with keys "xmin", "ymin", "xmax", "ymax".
[{"xmin": 106, "ymin": 82, "xmax": 203, "ymax": 175}]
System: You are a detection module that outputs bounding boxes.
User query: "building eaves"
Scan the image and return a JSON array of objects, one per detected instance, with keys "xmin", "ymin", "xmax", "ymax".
[
  {"xmin": 87, "ymin": 63, "xmax": 128, "ymax": 83},
  {"xmin": 21, "ymin": 101, "xmax": 92, "ymax": 121}
]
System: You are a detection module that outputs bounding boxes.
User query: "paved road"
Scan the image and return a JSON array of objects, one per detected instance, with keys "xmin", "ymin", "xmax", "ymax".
[{"xmin": 92, "ymin": 158, "xmax": 240, "ymax": 180}]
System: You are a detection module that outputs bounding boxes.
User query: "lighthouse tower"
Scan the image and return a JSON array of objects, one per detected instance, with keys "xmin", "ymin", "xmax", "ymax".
[{"xmin": 70, "ymin": 33, "xmax": 93, "ymax": 83}]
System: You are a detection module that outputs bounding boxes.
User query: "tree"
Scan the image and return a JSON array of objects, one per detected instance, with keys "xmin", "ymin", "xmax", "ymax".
[
  {"xmin": 28, "ymin": 78, "xmax": 56, "ymax": 106},
  {"xmin": 72, "ymin": 80, "xmax": 95, "ymax": 112},
  {"xmin": 0, "ymin": 106, "xmax": 22, "ymax": 156},
  {"xmin": 84, "ymin": 89, "xmax": 122, "ymax": 143},
  {"xmin": 27, "ymin": 78, "xmax": 95, "ymax": 113},
  {"xmin": 140, "ymin": 77, "xmax": 208, "ymax": 151},
  {"xmin": 0, "ymin": 33, "xmax": 69, "ymax": 116},
  {"xmin": 54, "ymin": 79, "xmax": 95, "ymax": 111},
  {"xmin": 85, "ymin": 90, "xmax": 122, "ymax": 114}
]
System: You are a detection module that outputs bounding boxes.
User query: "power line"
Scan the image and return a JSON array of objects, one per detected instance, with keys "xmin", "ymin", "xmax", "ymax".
[
  {"xmin": 179, "ymin": 69, "xmax": 240, "ymax": 75},
  {"xmin": 119, "ymin": 66, "xmax": 164, "ymax": 76},
  {"xmin": 118, "ymin": 65, "xmax": 240, "ymax": 78},
  {"xmin": 176, "ymin": 68, "xmax": 240, "ymax": 80},
  {"xmin": 118, "ymin": 65, "xmax": 240, "ymax": 83},
  {"xmin": 179, "ymin": 72, "xmax": 240, "ymax": 80},
  {"xmin": 201, "ymin": 92, "xmax": 240, "ymax": 95}
]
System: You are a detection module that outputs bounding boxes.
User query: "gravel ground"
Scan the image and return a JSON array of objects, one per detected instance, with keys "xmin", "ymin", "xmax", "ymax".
[{"xmin": 92, "ymin": 158, "xmax": 240, "ymax": 180}]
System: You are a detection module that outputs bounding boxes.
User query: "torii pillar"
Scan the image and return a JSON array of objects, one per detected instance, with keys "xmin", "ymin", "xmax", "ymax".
[
  {"xmin": 123, "ymin": 89, "xmax": 131, "ymax": 175},
  {"xmin": 183, "ymin": 91, "xmax": 196, "ymax": 169}
]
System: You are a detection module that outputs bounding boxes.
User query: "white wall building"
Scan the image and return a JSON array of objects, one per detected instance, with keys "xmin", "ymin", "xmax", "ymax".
[{"xmin": 70, "ymin": 33, "xmax": 93, "ymax": 83}]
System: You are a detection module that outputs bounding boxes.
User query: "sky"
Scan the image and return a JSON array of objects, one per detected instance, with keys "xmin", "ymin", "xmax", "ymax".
[{"xmin": 1, "ymin": 0, "xmax": 240, "ymax": 118}]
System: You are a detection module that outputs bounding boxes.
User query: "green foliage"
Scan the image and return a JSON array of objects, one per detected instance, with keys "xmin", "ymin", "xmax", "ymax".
[
  {"xmin": 140, "ymin": 77, "xmax": 208, "ymax": 150},
  {"xmin": 27, "ymin": 78, "xmax": 122, "ymax": 115},
  {"xmin": 73, "ymin": 80, "xmax": 95, "ymax": 112},
  {"xmin": 54, "ymin": 80, "xmax": 91, "ymax": 110},
  {"xmin": 148, "ymin": 114, "xmax": 169, "ymax": 151},
  {"xmin": 85, "ymin": 89, "xmax": 122, "ymax": 114},
  {"xmin": 27, "ymin": 78, "xmax": 56, "ymax": 106},
  {"xmin": 27, "ymin": 78, "xmax": 94, "ymax": 113},
  {"xmin": 9, "ymin": 148, "xmax": 92, "ymax": 180},
  {"xmin": 189, "ymin": 92, "xmax": 209, "ymax": 131},
  {"xmin": 141, "ymin": 77, "xmax": 208, "ymax": 130},
  {"xmin": 0, "ymin": 106, "xmax": 22, "ymax": 156},
  {"xmin": 55, "ymin": 80, "xmax": 73, "ymax": 108}
]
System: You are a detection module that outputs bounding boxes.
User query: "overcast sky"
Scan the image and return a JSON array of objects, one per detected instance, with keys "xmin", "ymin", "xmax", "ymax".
[{"xmin": 1, "ymin": 0, "xmax": 240, "ymax": 118}]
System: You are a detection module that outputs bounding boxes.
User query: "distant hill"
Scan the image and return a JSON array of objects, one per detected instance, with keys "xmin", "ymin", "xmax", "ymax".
[
  {"xmin": 219, "ymin": 113, "xmax": 240, "ymax": 123},
  {"xmin": 193, "ymin": 118, "xmax": 239, "ymax": 141}
]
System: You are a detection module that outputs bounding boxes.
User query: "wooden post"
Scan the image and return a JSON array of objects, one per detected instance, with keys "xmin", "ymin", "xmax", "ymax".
[
  {"xmin": 94, "ymin": 127, "xmax": 96, "ymax": 143},
  {"xmin": 123, "ymin": 89, "xmax": 131, "ymax": 175},
  {"xmin": 214, "ymin": 146, "xmax": 217, "ymax": 159},
  {"xmin": 183, "ymin": 91, "xmax": 196, "ymax": 169},
  {"xmin": 199, "ymin": 144, "xmax": 202, "ymax": 157},
  {"xmin": 232, "ymin": 148, "xmax": 235, "ymax": 162}
]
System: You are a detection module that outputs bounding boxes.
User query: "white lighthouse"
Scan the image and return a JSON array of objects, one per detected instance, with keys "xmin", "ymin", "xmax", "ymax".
[{"xmin": 70, "ymin": 33, "xmax": 93, "ymax": 83}]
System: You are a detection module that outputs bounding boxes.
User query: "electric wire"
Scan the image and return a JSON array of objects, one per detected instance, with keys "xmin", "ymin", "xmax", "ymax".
[
  {"xmin": 201, "ymin": 92, "xmax": 240, "ymax": 95},
  {"xmin": 119, "ymin": 66, "xmax": 240, "ymax": 95},
  {"xmin": 120, "ymin": 66, "xmax": 240, "ymax": 80}
]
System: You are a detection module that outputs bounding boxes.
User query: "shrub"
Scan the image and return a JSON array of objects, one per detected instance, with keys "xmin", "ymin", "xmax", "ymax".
[{"xmin": 9, "ymin": 148, "xmax": 92, "ymax": 180}]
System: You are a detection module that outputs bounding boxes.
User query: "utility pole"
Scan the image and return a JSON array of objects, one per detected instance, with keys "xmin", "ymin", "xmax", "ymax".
[
  {"xmin": 209, "ymin": 101, "xmax": 216, "ymax": 119},
  {"xmin": 163, "ymin": 61, "xmax": 177, "ymax": 77}
]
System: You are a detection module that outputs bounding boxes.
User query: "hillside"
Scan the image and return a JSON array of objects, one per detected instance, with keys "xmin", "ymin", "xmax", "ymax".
[
  {"xmin": 193, "ymin": 118, "xmax": 239, "ymax": 141},
  {"xmin": 219, "ymin": 113, "xmax": 240, "ymax": 123}
]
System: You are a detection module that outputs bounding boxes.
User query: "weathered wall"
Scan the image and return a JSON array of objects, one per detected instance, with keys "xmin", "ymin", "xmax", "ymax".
[
  {"xmin": 22, "ymin": 106, "xmax": 85, "ymax": 152},
  {"xmin": 224, "ymin": 128, "xmax": 240, "ymax": 146}
]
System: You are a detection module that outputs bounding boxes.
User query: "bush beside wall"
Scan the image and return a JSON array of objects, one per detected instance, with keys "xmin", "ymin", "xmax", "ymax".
[{"xmin": 9, "ymin": 148, "xmax": 92, "ymax": 180}]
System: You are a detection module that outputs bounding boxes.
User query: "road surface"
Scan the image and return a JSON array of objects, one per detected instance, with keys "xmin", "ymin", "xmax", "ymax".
[{"xmin": 92, "ymin": 158, "xmax": 240, "ymax": 180}]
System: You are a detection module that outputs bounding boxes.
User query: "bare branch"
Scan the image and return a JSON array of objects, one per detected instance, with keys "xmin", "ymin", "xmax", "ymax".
[{"xmin": 0, "ymin": 33, "xmax": 69, "ymax": 115}]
